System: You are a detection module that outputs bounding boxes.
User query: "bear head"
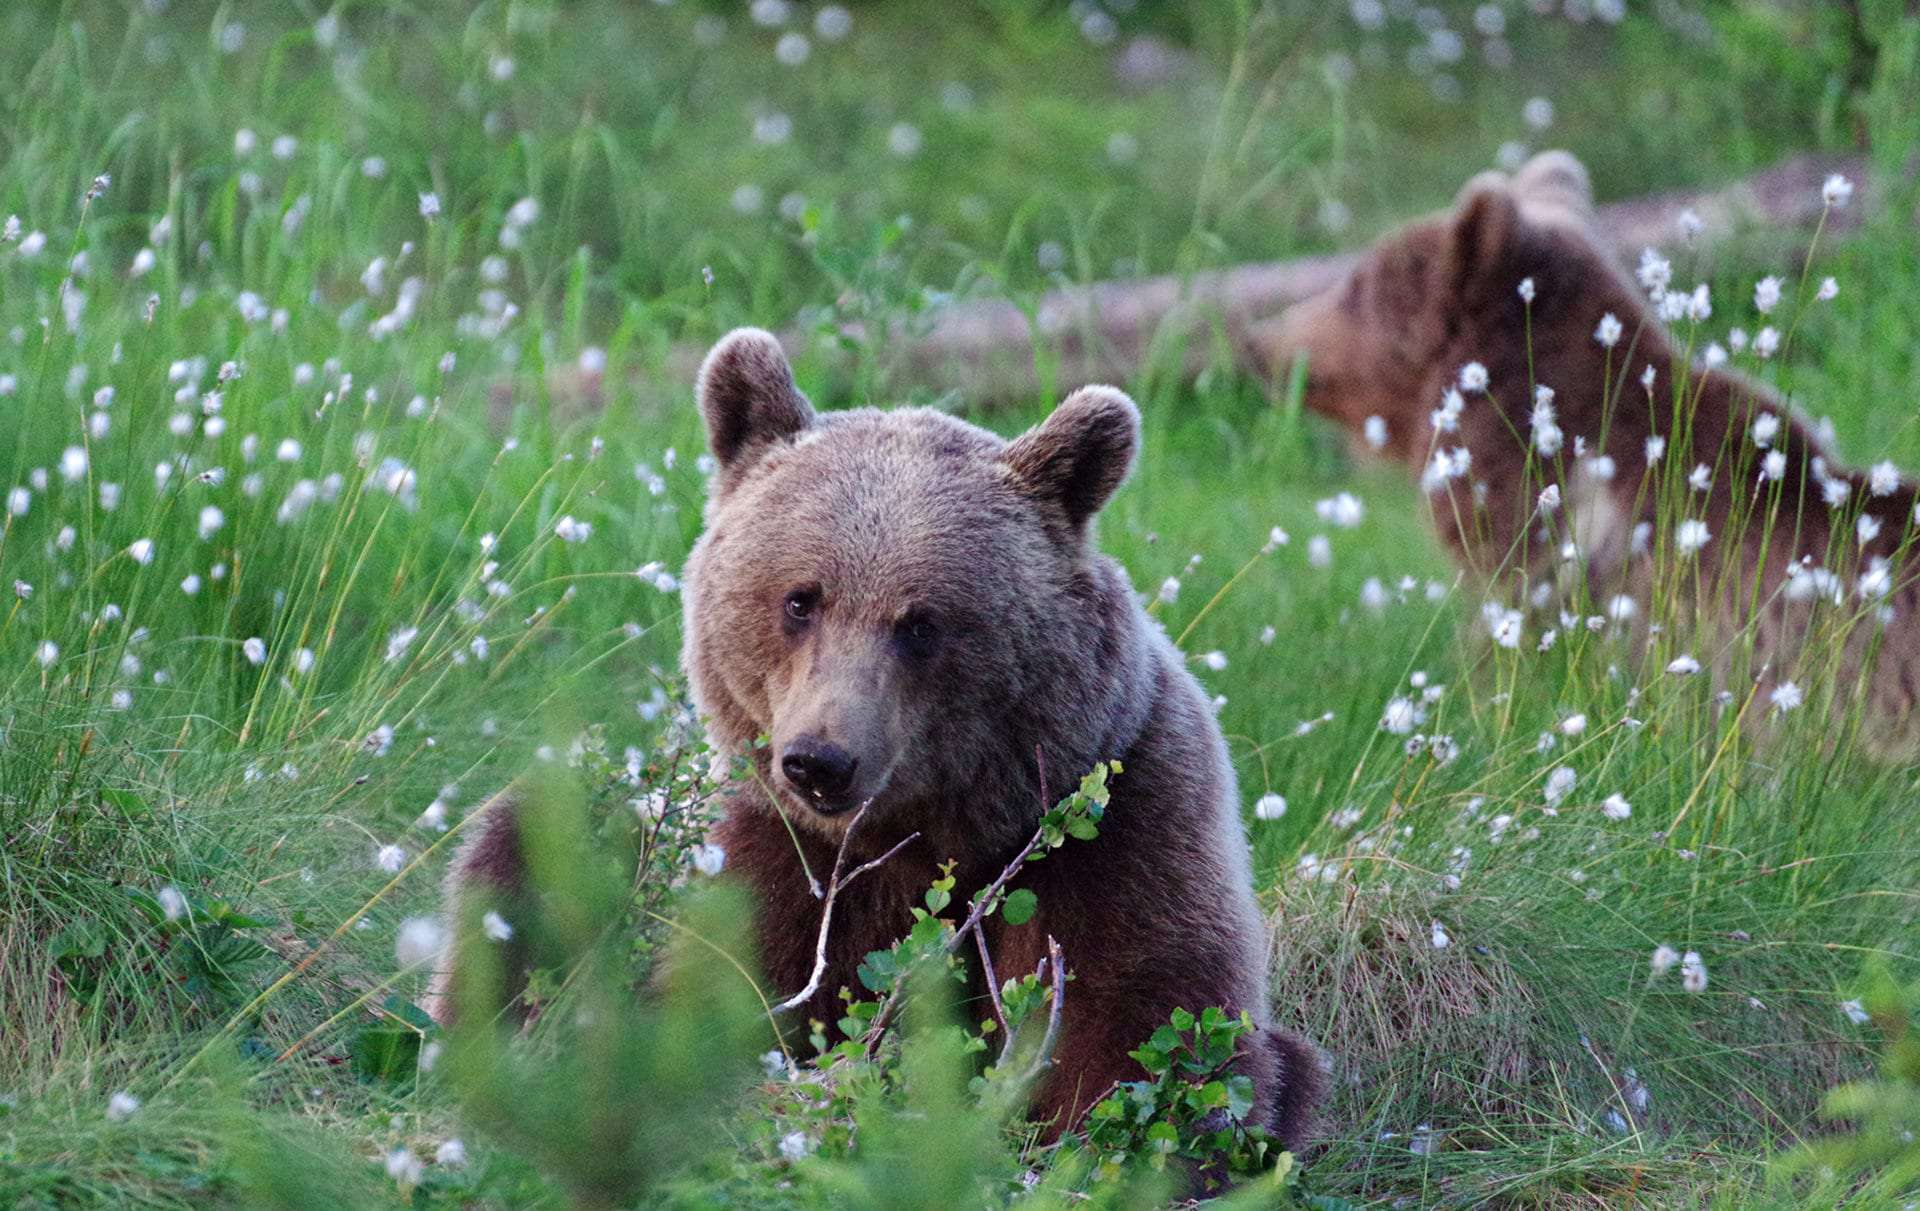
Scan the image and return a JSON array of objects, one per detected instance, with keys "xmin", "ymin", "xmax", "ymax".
[
  {"xmin": 1249, "ymin": 150, "xmax": 1643, "ymax": 470},
  {"xmin": 681, "ymin": 328, "xmax": 1145, "ymax": 847}
]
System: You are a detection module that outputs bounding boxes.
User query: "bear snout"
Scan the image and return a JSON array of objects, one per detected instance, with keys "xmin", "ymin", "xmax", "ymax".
[{"xmin": 779, "ymin": 737, "xmax": 861, "ymax": 812}]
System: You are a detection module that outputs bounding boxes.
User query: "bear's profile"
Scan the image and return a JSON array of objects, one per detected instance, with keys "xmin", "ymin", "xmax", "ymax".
[
  {"xmin": 432, "ymin": 329, "xmax": 1326, "ymax": 1147},
  {"xmin": 1250, "ymin": 152, "xmax": 1920, "ymax": 749}
]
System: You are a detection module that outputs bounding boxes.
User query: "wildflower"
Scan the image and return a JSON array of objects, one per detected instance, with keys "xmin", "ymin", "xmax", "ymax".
[
  {"xmin": 435, "ymin": 1139, "xmax": 469, "ymax": 1168},
  {"xmin": 1769, "ymin": 681, "xmax": 1803, "ymax": 713},
  {"xmin": 36, "ymin": 640, "xmax": 59, "ymax": 668},
  {"xmin": 1602, "ymin": 794, "xmax": 1632, "ymax": 821},
  {"xmin": 554, "ymin": 514, "xmax": 592, "ymax": 543},
  {"xmin": 1432, "ymin": 388, "xmax": 1463, "ymax": 433},
  {"xmin": 1870, "ymin": 461, "xmax": 1899, "ymax": 496},
  {"xmin": 1753, "ymin": 276, "xmax": 1782, "ymax": 315},
  {"xmin": 394, "ymin": 917, "xmax": 447, "ymax": 968},
  {"xmin": 1685, "ymin": 282, "xmax": 1711, "ymax": 322},
  {"xmin": 1636, "ymin": 248, "xmax": 1671, "ymax": 298},
  {"xmin": 242, "ymin": 637, "xmax": 266, "ymax": 665},
  {"xmin": 1262, "ymin": 526, "xmax": 1289, "ymax": 553},
  {"xmin": 1428, "ymin": 920, "xmax": 1451, "ymax": 949},
  {"xmin": 1485, "ymin": 604, "xmax": 1523, "ymax": 649},
  {"xmin": 1681, "ymin": 951, "xmax": 1708, "ymax": 993},
  {"xmin": 886, "ymin": 122, "xmax": 923, "ymax": 158},
  {"xmin": 1258, "ymin": 625, "xmax": 1276, "ymax": 645},
  {"xmin": 1821, "ymin": 173, "xmax": 1853, "ymax": 208},
  {"xmin": 481, "ymin": 911, "xmax": 514, "ymax": 942},
  {"xmin": 1536, "ymin": 483, "xmax": 1561, "ymax": 513},
  {"xmin": 1544, "ymin": 765, "xmax": 1576, "ymax": 806},
  {"xmin": 106, "ymin": 1091, "xmax": 141, "ymax": 1121},
  {"xmin": 1644, "ymin": 435, "xmax": 1666, "ymax": 464},
  {"xmin": 376, "ymin": 844, "xmax": 408, "ymax": 873},
  {"xmin": 1751, "ymin": 412, "xmax": 1779, "ymax": 448},
  {"xmin": 1761, "ymin": 450, "xmax": 1787, "ymax": 481},
  {"xmin": 157, "ymin": 885, "xmax": 188, "ymax": 921},
  {"xmin": 197, "ymin": 505, "xmax": 225, "ymax": 540},
  {"xmin": 1816, "ymin": 276, "xmax": 1838, "ymax": 301},
  {"xmin": 1253, "ymin": 793, "xmax": 1287, "ymax": 821},
  {"xmin": 1156, "ymin": 576, "xmax": 1180, "ymax": 604},
  {"xmin": 1840, "ymin": 998, "xmax": 1870, "ymax": 1026},
  {"xmin": 1753, "ymin": 326, "xmax": 1780, "ymax": 358},
  {"xmin": 1380, "ymin": 697, "xmax": 1422, "ymax": 734},
  {"xmin": 1607, "ymin": 594, "xmax": 1637, "ymax": 622},
  {"xmin": 1651, "ymin": 944, "xmax": 1680, "ymax": 976},
  {"xmin": 1674, "ymin": 519, "xmax": 1710, "ymax": 556},
  {"xmin": 1559, "ymin": 713, "xmax": 1587, "ymax": 736},
  {"xmin": 1364, "ymin": 415, "xmax": 1388, "ymax": 448},
  {"xmin": 1859, "ymin": 514, "xmax": 1882, "ymax": 544},
  {"xmin": 386, "ymin": 1147, "xmax": 422, "ymax": 1186},
  {"xmin": 691, "ymin": 843, "xmax": 727, "ymax": 876},
  {"xmin": 385, "ymin": 626, "xmax": 419, "ymax": 662},
  {"xmin": 1315, "ymin": 492, "xmax": 1364, "ymax": 527},
  {"xmin": 128, "ymin": 538, "xmax": 155, "ymax": 565},
  {"xmin": 1688, "ymin": 464, "xmax": 1712, "ymax": 493},
  {"xmin": 1640, "ymin": 364, "xmax": 1657, "ymax": 391},
  {"xmin": 1307, "ymin": 535, "xmax": 1332, "ymax": 568},
  {"xmin": 1667, "ymin": 654, "xmax": 1701, "ymax": 675},
  {"xmin": 1516, "ymin": 277, "xmax": 1535, "ymax": 302},
  {"xmin": 1594, "ymin": 312, "xmax": 1623, "ymax": 347},
  {"xmin": 1457, "ymin": 361, "xmax": 1488, "ymax": 392},
  {"xmin": 294, "ymin": 648, "xmax": 316, "ymax": 674}
]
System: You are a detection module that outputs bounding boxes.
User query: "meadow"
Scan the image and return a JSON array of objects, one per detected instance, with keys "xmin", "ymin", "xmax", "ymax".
[{"xmin": 2, "ymin": 1, "xmax": 1919, "ymax": 1206}]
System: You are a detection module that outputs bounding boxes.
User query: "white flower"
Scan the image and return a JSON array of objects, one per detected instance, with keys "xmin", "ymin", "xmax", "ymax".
[
  {"xmin": 1380, "ymin": 696, "xmax": 1422, "ymax": 735},
  {"xmin": 1315, "ymin": 492, "xmax": 1364, "ymax": 528},
  {"xmin": 1559, "ymin": 714, "xmax": 1587, "ymax": 736},
  {"xmin": 1201, "ymin": 650, "xmax": 1228, "ymax": 671},
  {"xmin": 1516, "ymin": 277, "xmax": 1536, "ymax": 302},
  {"xmin": 385, "ymin": 626, "xmax": 419, "ymax": 663},
  {"xmin": 1263, "ymin": 526, "xmax": 1289, "ymax": 553},
  {"xmin": 1644, "ymin": 435, "xmax": 1666, "ymax": 464},
  {"xmin": 1769, "ymin": 681, "xmax": 1803, "ymax": 713},
  {"xmin": 36, "ymin": 640, "xmax": 59, "ymax": 669},
  {"xmin": 1458, "ymin": 362, "xmax": 1488, "ymax": 392},
  {"xmin": 376, "ymin": 844, "xmax": 407, "ymax": 873},
  {"xmin": 1307, "ymin": 535, "xmax": 1332, "ymax": 568},
  {"xmin": 1363, "ymin": 415, "xmax": 1388, "ymax": 448},
  {"xmin": 1681, "ymin": 951, "xmax": 1708, "ymax": 994},
  {"xmin": 1253, "ymin": 793, "xmax": 1287, "ymax": 821},
  {"xmin": 1641, "ymin": 364, "xmax": 1658, "ymax": 392},
  {"xmin": 886, "ymin": 122, "xmax": 923, "ymax": 158},
  {"xmin": 1544, "ymin": 765, "xmax": 1577, "ymax": 806},
  {"xmin": 1650, "ymin": 944, "xmax": 1680, "ymax": 976},
  {"xmin": 1754, "ymin": 326, "xmax": 1780, "ymax": 358},
  {"xmin": 1840, "ymin": 998, "xmax": 1870, "ymax": 1026},
  {"xmin": 1761, "ymin": 450, "xmax": 1787, "ymax": 481},
  {"xmin": 1602, "ymin": 794, "xmax": 1632, "ymax": 821},
  {"xmin": 1429, "ymin": 920, "xmax": 1451, "ymax": 949},
  {"xmin": 691, "ymin": 843, "xmax": 726, "ymax": 876},
  {"xmin": 1156, "ymin": 576, "xmax": 1180, "ymax": 604},
  {"xmin": 197, "ymin": 505, "xmax": 225, "ymax": 540},
  {"xmin": 1751, "ymin": 412, "xmax": 1779, "ymax": 448},
  {"xmin": 1485, "ymin": 605, "xmax": 1523, "ymax": 650},
  {"xmin": 1870, "ymin": 461, "xmax": 1900, "ymax": 496},
  {"xmin": 1536, "ymin": 483, "xmax": 1561, "ymax": 513},
  {"xmin": 481, "ymin": 911, "xmax": 514, "ymax": 942},
  {"xmin": 1667, "ymin": 654, "xmax": 1701, "ymax": 675},
  {"xmin": 1859, "ymin": 514, "xmax": 1882, "ymax": 544},
  {"xmin": 1636, "ymin": 248, "xmax": 1672, "ymax": 298},
  {"xmin": 394, "ymin": 917, "xmax": 448, "ymax": 968},
  {"xmin": 158, "ymin": 885, "xmax": 188, "ymax": 922},
  {"xmin": 1816, "ymin": 276, "xmax": 1839, "ymax": 301},
  {"xmin": 1594, "ymin": 312, "xmax": 1623, "ymax": 347},
  {"xmin": 435, "ymin": 1139, "xmax": 469, "ymax": 1168},
  {"xmin": 1753, "ymin": 276, "xmax": 1782, "ymax": 315},
  {"xmin": 1688, "ymin": 463, "xmax": 1712, "ymax": 493},
  {"xmin": 554, "ymin": 514, "xmax": 592, "ymax": 543},
  {"xmin": 128, "ymin": 538, "xmax": 155, "ymax": 565},
  {"xmin": 242, "ymin": 637, "xmax": 266, "ymax": 666},
  {"xmin": 386, "ymin": 1147, "xmax": 423, "ymax": 1186},
  {"xmin": 779, "ymin": 1131, "xmax": 814, "ymax": 1162},
  {"xmin": 1821, "ymin": 173, "xmax": 1853, "ymax": 208},
  {"xmin": 1675, "ymin": 519, "xmax": 1711, "ymax": 556},
  {"xmin": 106, "ymin": 1091, "xmax": 141, "ymax": 1121}
]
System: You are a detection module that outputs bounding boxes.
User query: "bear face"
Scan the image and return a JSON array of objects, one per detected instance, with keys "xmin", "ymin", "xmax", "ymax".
[{"xmin": 683, "ymin": 329, "xmax": 1143, "ymax": 852}]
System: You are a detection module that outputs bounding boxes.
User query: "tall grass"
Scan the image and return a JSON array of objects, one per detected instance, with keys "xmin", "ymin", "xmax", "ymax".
[{"xmin": 1, "ymin": 1, "xmax": 1917, "ymax": 1207}]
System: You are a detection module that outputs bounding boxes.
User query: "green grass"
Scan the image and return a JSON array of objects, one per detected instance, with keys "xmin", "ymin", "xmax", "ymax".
[{"xmin": 2, "ymin": 1, "xmax": 1918, "ymax": 1207}]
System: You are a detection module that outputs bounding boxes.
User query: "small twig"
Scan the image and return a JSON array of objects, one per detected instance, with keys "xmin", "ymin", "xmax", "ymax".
[
  {"xmin": 772, "ymin": 802, "xmax": 921, "ymax": 1014},
  {"xmin": 1029, "ymin": 935, "xmax": 1067, "ymax": 1080},
  {"xmin": 975, "ymin": 925, "xmax": 1009, "ymax": 1037}
]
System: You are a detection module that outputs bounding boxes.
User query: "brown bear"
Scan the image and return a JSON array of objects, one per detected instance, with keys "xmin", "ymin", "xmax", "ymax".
[
  {"xmin": 1247, "ymin": 151, "xmax": 1920, "ymax": 750},
  {"xmin": 431, "ymin": 328, "xmax": 1326, "ymax": 1149}
]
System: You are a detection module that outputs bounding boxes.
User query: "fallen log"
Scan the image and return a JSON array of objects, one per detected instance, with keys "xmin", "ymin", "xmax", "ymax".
[{"xmin": 506, "ymin": 151, "xmax": 1866, "ymax": 423}]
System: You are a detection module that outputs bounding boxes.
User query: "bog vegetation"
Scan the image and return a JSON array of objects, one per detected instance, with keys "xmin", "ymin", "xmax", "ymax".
[{"xmin": 1, "ymin": 1, "xmax": 1918, "ymax": 1207}]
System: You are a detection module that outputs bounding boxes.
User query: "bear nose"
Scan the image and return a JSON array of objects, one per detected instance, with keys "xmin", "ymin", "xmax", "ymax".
[{"xmin": 780, "ymin": 740, "xmax": 859, "ymax": 807}]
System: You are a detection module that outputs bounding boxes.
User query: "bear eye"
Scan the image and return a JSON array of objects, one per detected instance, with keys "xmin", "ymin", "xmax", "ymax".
[
  {"xmin": 893, "ymin": 611, "xmax": 940, "ymax": 660},
  {"xmin": 782, "ymin": 587, "xmax": 820, "ymax": 631}
]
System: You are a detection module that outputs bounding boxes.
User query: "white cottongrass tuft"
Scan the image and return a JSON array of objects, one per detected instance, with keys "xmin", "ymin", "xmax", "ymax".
[
  {"xmin": 1253, "ymin": 793, "xmax": 1287, "ymax": 821},
  {"xmin": 1428, "ymin": 920, "xmax": 1451, "ymax": 949},
  {"xmin": 1769, "ymin": 681, "xmax": 1804, "ymax": 713},
  {"xmin": 1674, "ymin": 519, "xmax": 1711, "ymax": 556},
  {"xmin": 158, "ymin": 885, "xmax": 188, "ymax": 921},
  {"xmin": 1601, "ymin": 794, "xmax": 1632, "ymax": 821},
  {"xmin": 691, "ymin": 843, "xmax": 726, "ymax": 876},
  {"xmin": 1666, "ymin": 654, "xmax": 1701, "ymax": 675},
  {"xmin": 106, "ymin": 1091, "xmax": 141, "ymax": 1121},
  {"xmin": 1544, "ymin": 765, "xmax": 1577, "ymax": 806},
  {"xmin": 1681, "ymin": 950, "xmax": 1709, "ymax": 994},
  {"xmin": 394, "ymin": 917, "xmax": 448, "ymax": 968},
  {"xmin": 1822, "ymin": 173, "xmax": 1853, "ymax": 208},
  {"xmin": 481, "ymin": 910, "xmax": 514, "ymax": 942},
  {"xmin": 242, "ymin": 637, "xmax": 266, "ymax": 666},
  {"xmin": 1650, "ymin": 944, "xmax": 1680, "ymax": 977}
]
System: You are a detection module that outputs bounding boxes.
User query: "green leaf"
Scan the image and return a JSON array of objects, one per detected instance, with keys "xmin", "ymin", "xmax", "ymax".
[
  {"xmin": 1000, "ymin": 888, "xmax": 1038, "ymax": 926},
  {"xmin": 348, "ymin": 1024, "xmax": 421, "ymax": 1085}
]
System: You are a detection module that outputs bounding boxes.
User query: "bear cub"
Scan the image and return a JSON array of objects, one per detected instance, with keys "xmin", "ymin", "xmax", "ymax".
[{"xmin": 433, "ymin": 329, "xmax": 1326, "ymax": 1148}]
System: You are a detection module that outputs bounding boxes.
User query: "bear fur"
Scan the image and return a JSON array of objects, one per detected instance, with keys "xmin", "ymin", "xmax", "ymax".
[
  {"xmin": 1248, "ymin": 151, "xmax": 1920, "ymax": 751},
  {"xmin": 430, "ymin": 328, "xmax": 1326, "ymax": 1148}
]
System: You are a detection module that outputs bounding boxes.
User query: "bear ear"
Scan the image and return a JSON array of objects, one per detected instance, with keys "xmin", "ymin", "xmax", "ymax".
[
  {"xmin": 1445, "ymin": 183, "xmax": 1522, "ymax": 291},
  {"xmin": 695, "ymin": 328, "xmax": 815, "ymax": 473},
  {"xmin": 1001, "ymin": 385, "xmax": 1140, "ymax": 531},
  {"xmin": 1512, "ymin": 150, "xmax": 1594, "ymax": 220}
]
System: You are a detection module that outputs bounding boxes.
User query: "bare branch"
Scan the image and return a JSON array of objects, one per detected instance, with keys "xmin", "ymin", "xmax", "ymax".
[{"xmin": 772, "ymin": 802, "xmax": 922, "ymax": 1015}]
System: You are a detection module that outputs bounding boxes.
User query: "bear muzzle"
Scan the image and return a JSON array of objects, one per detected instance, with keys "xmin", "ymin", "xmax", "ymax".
[{"xmin": 778, "ymin": 736, "xmax": 863, "ymax": 815}]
